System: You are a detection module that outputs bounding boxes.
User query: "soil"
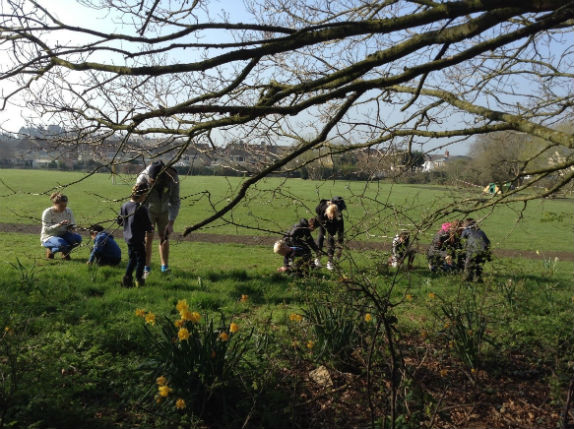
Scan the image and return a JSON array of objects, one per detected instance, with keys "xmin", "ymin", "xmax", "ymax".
[{"xmin": 2, "ymin": 222, "xmax": 571, "ymax": 261}]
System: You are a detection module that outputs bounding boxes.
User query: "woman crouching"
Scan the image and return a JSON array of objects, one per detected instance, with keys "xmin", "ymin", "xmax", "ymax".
[{"xmin": 41, "ymin": 192, "xmax": 82, "ymax": 260}]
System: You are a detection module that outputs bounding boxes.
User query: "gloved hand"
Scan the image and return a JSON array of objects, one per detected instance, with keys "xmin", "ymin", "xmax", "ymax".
[{"xmin": 314, "ymin": 258, "xmax": 322, "ymax": 267}]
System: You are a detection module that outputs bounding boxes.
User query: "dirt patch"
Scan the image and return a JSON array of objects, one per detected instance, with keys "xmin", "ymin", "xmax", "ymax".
[{"xmin": 1, "ymin": 222, "xmax": 571, "ymax": 261}]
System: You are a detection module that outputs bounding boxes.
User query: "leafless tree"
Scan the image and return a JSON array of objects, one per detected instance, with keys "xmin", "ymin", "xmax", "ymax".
[{"xmin": 0, "ymin": 0, "xmax": 572, "ymax": 235}]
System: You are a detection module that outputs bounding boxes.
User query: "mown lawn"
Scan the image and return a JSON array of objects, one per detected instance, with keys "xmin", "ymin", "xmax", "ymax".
[
  {"xmin": 0, "ymin": 168, "xmax": 572, "ymax": 251},
  {"xmin": 1, "ymin": 232, "xmax": 572, "ymax": 427}
]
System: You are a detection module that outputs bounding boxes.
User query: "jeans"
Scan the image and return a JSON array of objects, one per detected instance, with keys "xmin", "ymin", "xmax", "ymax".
[
  {"xmin": 126, "ymin": 243, "xmax": 146, "ymax": 280},
  {"xmin": 43, "ymin": 232, "xmax": 82, "ymax": 255}
]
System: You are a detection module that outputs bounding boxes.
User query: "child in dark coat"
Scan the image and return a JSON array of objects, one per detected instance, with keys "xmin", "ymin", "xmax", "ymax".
[
  {"xmin": 117, "ymin": 183, "xmax": 154, "ymax": 287},
  {"xmin": 427, "ymin": 220, "xmax": 463, "ymax": 272},
  {"xmin": 461, "ymin": 218, "xmax": 491, "ymax": 282},
  {"xmin": 275, "ymin": 218, "xmax": 319, "ymax": 273}
]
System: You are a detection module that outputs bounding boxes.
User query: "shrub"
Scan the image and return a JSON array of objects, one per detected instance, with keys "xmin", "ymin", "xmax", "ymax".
[
  {"xmin": 301, "ymin": 301, "xmax": 365, "ymax": 368},
  {"xmin": 137, "ymin": 300, "xmax": 253, "ymax": 418},
  {"xmin": 432, "ymin": 294, "xmax": 488, "ymax": 370}
]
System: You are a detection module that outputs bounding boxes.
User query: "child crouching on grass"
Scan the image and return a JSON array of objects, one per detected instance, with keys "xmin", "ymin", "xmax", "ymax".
[
  {"xmin": 274, "ymin": 218, "xmax": 319, "ymax": 275},
  {"xmin": 388, "ymin": 230, "xmax": 415, "ymax": 270},
  {"xmin": 274, "ymin": 240, "xmax": 311, "ymax": 275},
  {"xmin": 86, "ymin": 224, "xmax": 121, "ymax": 266},
  {"xmin": 117, "ymin": 183, "xmax": 154, "ymax": 287}
]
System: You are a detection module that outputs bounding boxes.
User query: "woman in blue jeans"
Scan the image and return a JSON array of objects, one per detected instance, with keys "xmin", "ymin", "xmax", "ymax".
[{"xmin": 41, "ymin": 192, "xmax": 82, "ymax": 260}]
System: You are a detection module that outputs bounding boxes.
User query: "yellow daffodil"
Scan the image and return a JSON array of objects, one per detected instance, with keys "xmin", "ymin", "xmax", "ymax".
[
  {"xmin": 405, "ymin": 294, "xmax": 413, "ymax": 302},
  {"xmin": 471, "ymin": 368, "xmax": 477, "ymax": 374},
  {"xmin": 176, "ymin": 299, "xmax": 189, "ymax": 315},
  {"xmin": 156, "ymin": 376, "xmax": 167, "ymax": 386},
  {"xmin": 158, "ymin": 385, "xmax": 172, "ymax": 397},
  {"xmin": 219, "ymin": 332, "xmax": 229, "ymax": 342},
  {"xmin": 181, "ymin": 310, "xmax": 201, "ymax": 324},
  {"xmin": 289, "ymin": 313, "xmax": 303, "ymax": 322},
  {"xmin": 306, "ymin": 340, "xmax": 315, "ymax": 350},
  {"xmin": 240, "ymin": 294, "xmax": 249, "ymax": 302},
  {"xmin": 444, "ymin": 322, "xmax": 450, "ymax": 329},
  {"xmin": 145, "ymin": 312, "xmax": 156, "ymax": 326},
  {"xmin": 135, "ymin": 308, "xmax": 146, "ymax": 318},
  {"xmin": 428, "ymin": 292, "xmax": 436, "ymax": 300},
  {"xmin": 175, "ymin": 398, "xmax": 186, "ymax": 410},
  {"xmin": 174, "ymin": 319, "xmax": 185, "ymax": 328},
  {"xmin": 178, "ymin": 328, "xmax": 190, "ymax": 341},
  {"xmin": 364, "ymin": 313, "xmax": 373, "ymax": 323},
  {"xmin": 229, "ymin": 322, "xmax": 239, "ymax": 334}
]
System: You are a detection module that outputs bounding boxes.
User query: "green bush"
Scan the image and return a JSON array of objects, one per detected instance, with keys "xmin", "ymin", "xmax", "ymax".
[
  {"xmin": 433, "ymin": 294, "xmax": 488, "ymax": 370},
  {"xmin": 138, "ymin": 300, "xmax": 253, "ymax": 418}
]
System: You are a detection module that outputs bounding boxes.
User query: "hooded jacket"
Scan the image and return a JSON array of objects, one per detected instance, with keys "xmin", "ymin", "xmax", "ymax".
[
  {"xmin": 284, "ymin": 219, "xmax": 318, "ymax": 252},
  {"xmin": 88, "ymin": 231, "xmax": 122, "ymax": 263}
]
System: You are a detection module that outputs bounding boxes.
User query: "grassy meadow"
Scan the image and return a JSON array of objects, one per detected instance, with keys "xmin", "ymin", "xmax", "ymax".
[
  {"xmin": 0, "ymin": 168, "xmax": 572, "ymax": 251},
  {"xmin": 1, "ymin": 168, "xmax": 573, "ymax": 428}
]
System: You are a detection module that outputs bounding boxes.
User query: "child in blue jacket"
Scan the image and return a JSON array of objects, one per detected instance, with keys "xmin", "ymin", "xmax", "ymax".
[{"xmin": 86, "ymin": 224, "xmax": 122, "ymax": 266}]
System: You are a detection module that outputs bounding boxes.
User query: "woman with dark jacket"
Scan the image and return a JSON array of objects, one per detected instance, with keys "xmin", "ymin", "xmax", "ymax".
[{"xmin": 315, "ymin": 197, "xmax": 346, "ymax": 271}]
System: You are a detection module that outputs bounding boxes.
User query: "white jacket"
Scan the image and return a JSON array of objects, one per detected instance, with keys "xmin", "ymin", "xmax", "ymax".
[{"xmin": 41, "ymin": 207, "xmax": 76, "ymax": 242}]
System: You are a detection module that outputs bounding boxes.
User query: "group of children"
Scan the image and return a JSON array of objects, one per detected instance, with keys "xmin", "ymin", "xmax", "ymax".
[
  {"xmin": 60, "ymin": 188, "xmax": 491, "ymax": 284},
  {"xmin": 274, "ymin": 198, "xmax": 491, "ymax": 282},
  {"xmin": 387, "ymin": 218, "xmax": 491, "ymax": 282}
]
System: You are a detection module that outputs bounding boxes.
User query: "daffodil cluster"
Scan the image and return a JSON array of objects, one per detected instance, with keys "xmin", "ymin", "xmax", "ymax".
[
  {"xmin": 135, "ymin": 308, "xmax": 156, "ymax": 326},
  {"xmin": 174, "ymin": 299, "xmax": 202, "ymax": 342}
]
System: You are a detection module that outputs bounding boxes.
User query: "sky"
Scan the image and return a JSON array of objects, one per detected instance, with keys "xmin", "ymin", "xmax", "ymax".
[{"xmin": 0, "ymin": 1, "xmax": 571, "ymax": 157}]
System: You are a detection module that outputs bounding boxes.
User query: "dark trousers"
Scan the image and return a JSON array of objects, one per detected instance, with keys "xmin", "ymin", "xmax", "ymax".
[
  {"xmin": 94, "ymin": 255, "xmax": 121, "ymax": 266},
  {"xmin": 126, "ymin": 243, "xmax": 146, "ymax": 280},
  {"xmin": 317, "ymin": 227, "xmax": 343, "ymax": 262},
  {"xmin": 464, "ymin": 254, "xmax": 485, "ymax": 281}
]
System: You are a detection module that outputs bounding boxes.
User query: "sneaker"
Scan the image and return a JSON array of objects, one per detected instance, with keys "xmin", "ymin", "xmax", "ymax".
[
  {"xmin": 135, "ymin": 278, "xmax": 145, "ymax": 288},
  {"xmin": 121, "ymin": 275, "xmax": 134, "ymax": 288},
  {"xmin": 62, "ymin": 254, "xmax": 71, "ymax": 261},
  {"xmin": 326, "ymin": 261, "xmax": 334, "ymax": 271},
  {"xmin": 161, "ymin": 265, "xmax": 170, "ymax": 274},
  {"xmin": 142, "ymin": 267, "xmax": 151, "ymax": 280},
  {"xmin": 46, "ymin": 249, "xmax": 54, "ymax": 260}
]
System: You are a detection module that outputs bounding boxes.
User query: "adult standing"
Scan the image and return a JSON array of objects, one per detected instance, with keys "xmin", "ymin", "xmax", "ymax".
[
  {"xmin": 136, "ymin": 160, "xmax": 180, "ymax": 276},
  {"xmin": 315, "ymin": 196, "xmax": 346, "ymax": 271},
  {"xmin": 41, "ymin": 192, "xmax": 82, "ymax": 260}
]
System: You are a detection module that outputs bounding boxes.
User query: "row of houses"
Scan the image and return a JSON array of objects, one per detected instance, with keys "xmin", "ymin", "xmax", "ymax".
[{"xmin": 0, "ymin": 128, "xmax": 460, "ymax": 176}]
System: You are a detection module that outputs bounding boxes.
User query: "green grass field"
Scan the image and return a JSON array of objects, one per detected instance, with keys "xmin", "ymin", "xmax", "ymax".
[
  {"xmin": 1, "ymin": 228, "xmax": 573, "ymax": 427},
  {"xmin": 0, "ymin": 169, "xmax": 573, "ymax": 252},
  {"xmin": 1, "ymin": 168, "xmax": 573, "ymax": 427}
]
